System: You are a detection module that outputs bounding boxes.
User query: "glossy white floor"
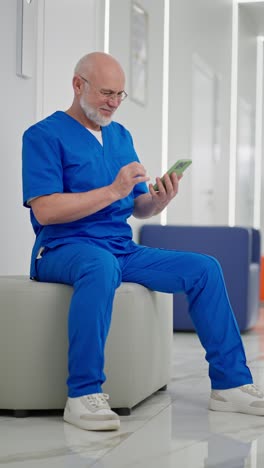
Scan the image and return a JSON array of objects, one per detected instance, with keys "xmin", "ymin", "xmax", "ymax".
[{"xmin": 1, "ymin": 308, "xmax": 264, "ymax": 468}]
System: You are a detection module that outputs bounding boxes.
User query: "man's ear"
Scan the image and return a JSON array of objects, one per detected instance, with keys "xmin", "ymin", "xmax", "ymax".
[{"xmin": 72, "ymin": 76, "xmax": 82, "ymax": 95}]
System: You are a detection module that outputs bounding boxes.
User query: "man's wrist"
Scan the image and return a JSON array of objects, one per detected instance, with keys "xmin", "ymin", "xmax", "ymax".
[{"xmin": 108, "ymin": 184, "xmax": 122, "ymax": 202}]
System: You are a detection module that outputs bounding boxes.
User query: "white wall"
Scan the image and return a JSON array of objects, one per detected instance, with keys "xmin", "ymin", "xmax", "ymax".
[
  {"xmin": 167, "ymin": 0, "xmax": 233, "ymax": 225},
  {"xmin": 107, "ymin": 0, "xmax": 165, "ymax": 239},
  {"xmin": 1, "ymin": 0, "xmax": 37, "ymax": 275},
  {"xmin": 108, "ymin": 0, "xmax": 230, "ymax": 231},
  {"xmin": 235, "ymin": 6, "xmax": 257, "ymax": 227}
]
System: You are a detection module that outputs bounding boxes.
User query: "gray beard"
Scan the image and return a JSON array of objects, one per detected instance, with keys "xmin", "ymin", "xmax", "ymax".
[{"xmin": 80, "ymin": 97, "xmax": 112, "ymax": 127}]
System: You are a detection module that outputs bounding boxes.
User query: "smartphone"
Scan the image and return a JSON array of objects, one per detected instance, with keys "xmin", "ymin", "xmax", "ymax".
[{"xmin": 153, "ymin": 159, "xmax": 192, "ymax": 191}]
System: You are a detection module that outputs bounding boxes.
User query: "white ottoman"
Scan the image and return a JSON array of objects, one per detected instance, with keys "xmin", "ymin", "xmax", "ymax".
[{"xmin": 0, "ymin": 276, "xmax": 172, "ymax": 416}]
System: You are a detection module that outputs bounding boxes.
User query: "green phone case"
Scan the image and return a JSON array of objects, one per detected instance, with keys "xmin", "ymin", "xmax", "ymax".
[{"xmin": 153, "ymin": 159, "xmax": 192, "ymax": 191}]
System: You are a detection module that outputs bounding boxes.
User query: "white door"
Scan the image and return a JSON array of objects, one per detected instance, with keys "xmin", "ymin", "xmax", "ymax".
[{"xmin": 191, "ymin": 56, "xmax": 216, "ymax": 225}]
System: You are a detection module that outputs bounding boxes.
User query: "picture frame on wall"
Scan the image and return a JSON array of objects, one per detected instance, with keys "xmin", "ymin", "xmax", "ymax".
[{"xmin": 130, "ymin": 2, "xmax": 148, "ymax": 106}]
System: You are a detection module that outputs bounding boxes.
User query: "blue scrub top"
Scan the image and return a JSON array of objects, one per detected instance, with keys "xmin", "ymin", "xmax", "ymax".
[{"xmin": 22, "ymin": 111, "xmax": 149, "ymax": 277}]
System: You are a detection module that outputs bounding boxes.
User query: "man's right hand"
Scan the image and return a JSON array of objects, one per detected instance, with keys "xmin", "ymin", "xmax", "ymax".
[{"xmin": 110, "ymin": 162, "xmax": 150, "ymax": 199}]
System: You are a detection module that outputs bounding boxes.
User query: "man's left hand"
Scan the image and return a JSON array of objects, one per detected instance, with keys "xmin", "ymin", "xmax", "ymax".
[{"xmin": 148, "ymin": 172, "xmax": 182, "ymax": 212}]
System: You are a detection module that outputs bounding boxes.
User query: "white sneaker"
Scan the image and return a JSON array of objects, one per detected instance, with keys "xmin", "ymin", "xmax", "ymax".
[
  {"xmin": 63, "ymin": 393, "xmax": 120, "ymax": 431},
  {"xmin": 209, "ymin": 384, "xmax": 264, "ymax": 416}
]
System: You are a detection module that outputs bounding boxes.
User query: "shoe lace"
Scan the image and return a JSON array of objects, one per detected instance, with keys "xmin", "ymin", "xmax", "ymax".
[
  {"xmin": 242, "ymin": 384, "xmax": 264, "ymax": 398},
  {"xmin": 86, "ymin": 393, "xmax": 110, "ymax": 409}
]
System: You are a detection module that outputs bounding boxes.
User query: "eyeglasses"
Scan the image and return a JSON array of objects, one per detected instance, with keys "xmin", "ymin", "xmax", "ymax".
[{"xmin": 79, "ymin": 75, "xmax": 128, "ymax": 102}]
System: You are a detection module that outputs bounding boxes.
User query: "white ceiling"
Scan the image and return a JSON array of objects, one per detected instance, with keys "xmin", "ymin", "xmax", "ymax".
[{"xmin": 240, "ymin": 2, "xmax": 264, "ymax": 35}]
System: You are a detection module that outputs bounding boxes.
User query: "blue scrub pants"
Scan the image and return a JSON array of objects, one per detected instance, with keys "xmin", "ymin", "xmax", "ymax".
[{"xmin": 35, "ymin": 243, "xmax": 253, "ymax": 397}]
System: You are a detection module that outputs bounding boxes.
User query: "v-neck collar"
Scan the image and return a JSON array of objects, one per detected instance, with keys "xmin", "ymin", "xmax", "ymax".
[{"xmin": 55, "ymin": 111, "xmax": 110, "ymax": 153}]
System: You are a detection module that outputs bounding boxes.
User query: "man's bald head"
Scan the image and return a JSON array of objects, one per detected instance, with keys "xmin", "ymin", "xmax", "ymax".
[{"xmin": 74, "ymin": 52, "xmax": 125, "ymax": 84}]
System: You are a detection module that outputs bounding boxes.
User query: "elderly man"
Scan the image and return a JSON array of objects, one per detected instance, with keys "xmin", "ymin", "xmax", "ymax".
[{"xmin": 22, "ymin": 52, "xmax": 264, "ymax": 432}]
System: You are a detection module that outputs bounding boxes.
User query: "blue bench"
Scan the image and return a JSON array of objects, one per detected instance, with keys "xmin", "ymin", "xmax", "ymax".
[{"xmin": 140, "ymin": 225, "xmax": 261, "ymax": 332}]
